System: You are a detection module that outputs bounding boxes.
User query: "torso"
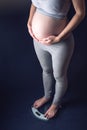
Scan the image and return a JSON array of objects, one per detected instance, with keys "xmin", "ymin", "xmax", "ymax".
[{"xmin": 32, "ymin": 11, "xmax": 68, "ymax": 39}]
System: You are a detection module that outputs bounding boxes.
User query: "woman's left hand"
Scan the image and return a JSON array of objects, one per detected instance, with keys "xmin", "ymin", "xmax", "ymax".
[{"xmin": 39, "ymin": 35, "xmax": 61, "ymax": 45}]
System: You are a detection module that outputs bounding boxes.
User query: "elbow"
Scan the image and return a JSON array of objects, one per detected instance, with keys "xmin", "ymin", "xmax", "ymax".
[
  {"xmin": 81, "ymin": 12, "xmax": 86, "ymax": 20},
  {"xmin": 76, "ymin": 11, "xmax": 86, "ymax": 20}
]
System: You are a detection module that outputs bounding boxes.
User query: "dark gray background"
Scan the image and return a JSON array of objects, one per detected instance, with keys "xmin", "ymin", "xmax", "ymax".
[{"xmin": 0, "ymin": 0, "xmax": 87, "ymax": 130}]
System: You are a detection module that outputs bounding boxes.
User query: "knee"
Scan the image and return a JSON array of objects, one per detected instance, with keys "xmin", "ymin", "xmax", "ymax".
[
  {"xmin": 53, "ymin": 72, "xmax": 67, "ymax": 81},
  {"xmin": 43, "ymin": 68, "xmax": 53, "ymax": 75}
]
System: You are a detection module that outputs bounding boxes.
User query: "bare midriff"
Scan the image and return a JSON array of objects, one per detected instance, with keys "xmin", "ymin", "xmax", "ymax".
[{"xmin": 31, "ymin": 11, "xmax": 68, "ymax": 40}]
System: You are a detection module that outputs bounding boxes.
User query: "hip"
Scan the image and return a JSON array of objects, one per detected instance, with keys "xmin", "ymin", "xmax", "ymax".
[{"xmin": 33, "ymin": 33, "xmax": 75, "ymax": 53}]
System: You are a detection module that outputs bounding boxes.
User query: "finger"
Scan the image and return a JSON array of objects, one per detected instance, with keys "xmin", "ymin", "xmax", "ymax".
[
  {"xmin": 40, "ymin": 39, "xmax": 52, "ymax": 44},
  {"xmin": 34, "ymin": 35, "xmax": 39, "ymax": 41},
  {"xmin": 27, "ymin": 26, "xmax": 39, "ymax": 41},
  {"xmin": 29, "ymin": 29, "xmax": 38, "ymax": 41},
  {"xmin": 46, "ymin": 35, "xmax": 55, "ymax": 40},
  {"xmin": 28, "ymin": 27, "xmax": 33, "ymax": 36},
  {"xmin": 42, "ymin": 37, "xmax": 50, "ymax": 41},
  {"xmin": 39, "ymin": 36, "xmax": 51, "ymax": 42},
  {"xmin": 29, "ymin": 31, "xmax": 34, "ymax": 39},
  {"xmin": 42, "ymin": 35, "xmax": 55, "ymax": 40},
  {"xmin": 45, "ymin": 40, "xmax": 52, "ymax": 45},
  {"xmin": 29, "ymin": 30, "xmax": 33, "ymax": 37}
]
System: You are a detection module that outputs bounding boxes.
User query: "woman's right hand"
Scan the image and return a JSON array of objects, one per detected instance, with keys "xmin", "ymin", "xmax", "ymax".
[
  {"xmin": 27, "ymin": 21, "xmax": 39, "ymax": 42},
  {"xmin": 27, "ymin": 22, "xmax": 33, "ymax": 37}
]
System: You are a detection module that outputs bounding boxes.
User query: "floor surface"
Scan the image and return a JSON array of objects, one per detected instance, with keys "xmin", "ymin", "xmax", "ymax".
[{"xmin": 0, "ymin": 5, "xmax": 87, "ymax": 130}]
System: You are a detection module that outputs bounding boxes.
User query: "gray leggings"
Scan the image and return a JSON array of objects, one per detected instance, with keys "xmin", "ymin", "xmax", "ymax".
[{"xmin": 33, "ymin": 33, "xmax": 75, "ymax": 106}]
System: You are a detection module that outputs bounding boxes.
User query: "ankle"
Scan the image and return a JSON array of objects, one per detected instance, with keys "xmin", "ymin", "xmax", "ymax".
[
  {"xmin": 51, "ymin": 103, "xmax": 62, "ymax": 109},
  {"xmin": 43, "ymin": 96, "xmax": 51, "ymax": 101}
]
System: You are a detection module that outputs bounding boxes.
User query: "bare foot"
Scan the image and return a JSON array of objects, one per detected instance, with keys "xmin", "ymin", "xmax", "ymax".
[
  {"xmin": 44, "ymin": 104, "xmax": 61, "ymax": 119},
  {"xmin": 33, "ymin": 97, "xmax": 50, "ymax": 109}
]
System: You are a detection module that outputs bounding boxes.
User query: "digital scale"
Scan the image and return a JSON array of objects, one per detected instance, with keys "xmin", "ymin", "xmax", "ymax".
[
  {"xmin": 31, "ymin": 102, "xmax": 62, "ymax": 121},
  {"xmin": 31, "ymin": 106, "xmax": 49, "ymax": 121}
]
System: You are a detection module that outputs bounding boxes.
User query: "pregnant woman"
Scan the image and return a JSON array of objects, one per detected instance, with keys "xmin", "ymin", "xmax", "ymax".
[{"xmin": 27, "ymin": 0, "xmax": 85, "ymax": 119}]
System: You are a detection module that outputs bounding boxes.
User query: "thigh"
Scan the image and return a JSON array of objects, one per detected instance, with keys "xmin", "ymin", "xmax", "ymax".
[
  {"xmin": 51, "ymin": 34, "xmax": 75, "ymax": 77},
  {"xmin": 33, "ymin": 40, "xmax": 53, "ymax": 72}
]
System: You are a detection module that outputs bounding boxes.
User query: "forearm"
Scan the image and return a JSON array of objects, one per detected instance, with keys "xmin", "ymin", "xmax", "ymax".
[
  {"xmin": 58, "ymin": 13, "xmax": 85, "ymax": 40},
  {"xmin": 28, "ymin": 4, "xmax": 36, "ymax": 24}
]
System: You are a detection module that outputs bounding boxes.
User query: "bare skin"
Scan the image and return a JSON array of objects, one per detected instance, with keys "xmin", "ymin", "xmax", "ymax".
[
  {"xmin": 28, "ymin": 0, "xmax": 85, "ymax": 119},
  {"xmin": 44, "ymin": 104, "xmax": 61, "ymax": 119},
  {"xmin": 33, "ymin": 97, "xmax": 50, "ymax": 109},
  {"xmin": 33, "ymin": 96, "xmax": 62, "ymax": 119},
  {"xmin": 33, "ymin": 97, "xmax": 62, "ymax": 119}
]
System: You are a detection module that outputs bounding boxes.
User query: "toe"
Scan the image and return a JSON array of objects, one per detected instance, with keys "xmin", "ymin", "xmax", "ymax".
[
  {"xmin": 44, "ymin": 112, "xmax": 48, "ymax": 117},
  {"xmin": 46, "ymin": 114, "xmax": 50, "ymax": 119},
  {"xmin": 45, "ymin": 112, "xmax": 49, "ymax": 119},
  {"xmin": 33, "ymin": 101, "xmax": 38, "ymax": 108}
]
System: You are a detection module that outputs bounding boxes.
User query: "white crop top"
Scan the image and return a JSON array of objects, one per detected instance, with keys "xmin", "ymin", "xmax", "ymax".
[{"xmin": 31, "ymin": 0, "xmax": 71, "ymax": 19}]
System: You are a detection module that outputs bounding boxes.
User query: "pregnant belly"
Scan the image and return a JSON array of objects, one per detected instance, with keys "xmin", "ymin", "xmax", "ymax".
[{"xmin": 32, "ymin": 11, "xmax": 67, "ymax": 39}]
